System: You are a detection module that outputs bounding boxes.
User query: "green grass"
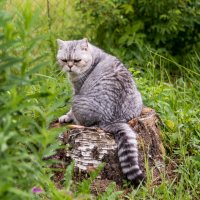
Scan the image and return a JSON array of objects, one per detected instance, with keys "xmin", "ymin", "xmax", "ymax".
[{"xmin": 0, "ymin": 0, "xmax": 199, "ymax": 199}]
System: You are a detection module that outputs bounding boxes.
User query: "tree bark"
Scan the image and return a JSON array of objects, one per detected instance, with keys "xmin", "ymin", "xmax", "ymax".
[{"xmin": 48, "ymin": 107, "xmax": 166, "ymax": 192}]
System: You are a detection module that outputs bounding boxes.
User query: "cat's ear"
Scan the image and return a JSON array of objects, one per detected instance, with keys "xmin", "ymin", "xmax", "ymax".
[
  {"xmin": 80, "ymin": 38, "xmax": 88, "ymax": 51},
  {"xmin": 57, "ymin": 39, "xmax": 64, "ymax": 49}
]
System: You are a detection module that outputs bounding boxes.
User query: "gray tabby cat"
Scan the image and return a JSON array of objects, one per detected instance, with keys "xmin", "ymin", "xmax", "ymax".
[{"xmin": 56, "ymin": 38, "xmax": 145, "ymax": 185}]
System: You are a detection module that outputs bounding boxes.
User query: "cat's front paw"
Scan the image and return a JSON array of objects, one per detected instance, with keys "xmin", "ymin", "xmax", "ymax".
[{"xmin": 58, "ymin": 114, "xmax": 73, "ymax": 124}]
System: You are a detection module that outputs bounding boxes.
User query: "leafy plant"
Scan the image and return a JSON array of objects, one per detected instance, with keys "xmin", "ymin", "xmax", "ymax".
[
  {"xmin": 1, "ymin": 0, "xmax": 200, "ymax": 199},
  {"xmin": 75, "ymin": 0, "xmax": 200, "ymax": 68}
]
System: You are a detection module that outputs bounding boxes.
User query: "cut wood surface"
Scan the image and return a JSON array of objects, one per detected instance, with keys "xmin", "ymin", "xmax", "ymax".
[{"xmin": 47, "ymin": 107, "xmax": 173, "ymax": 192}]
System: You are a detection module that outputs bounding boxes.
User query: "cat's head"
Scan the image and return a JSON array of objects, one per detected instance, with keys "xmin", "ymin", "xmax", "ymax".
[{"xmin": 56, "ymin": 38, "xmax": 93, "ymax": 75}]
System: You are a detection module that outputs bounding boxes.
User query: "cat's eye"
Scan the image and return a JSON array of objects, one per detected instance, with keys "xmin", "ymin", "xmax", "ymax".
[
  {"xmin": 61, "ymin": 59, "xmax": 68, "ymax": 62},
  {"xmin": 74, "ymin": 59, "xmax": 81, "ymax": 63}
]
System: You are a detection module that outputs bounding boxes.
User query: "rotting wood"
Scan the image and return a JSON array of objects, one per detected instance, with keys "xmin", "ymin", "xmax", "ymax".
[{"xmin": 47, "ymin": 107, "xmax": 168, "ymax": 192}]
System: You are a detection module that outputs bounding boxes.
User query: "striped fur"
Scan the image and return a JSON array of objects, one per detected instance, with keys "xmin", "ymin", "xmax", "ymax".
[
  {"xmin": 102, "ymin": 123, "xmax": 145, "ymax": 184},
  {"xmin": 56, "ymin": 38, "xmax": 145, "ymax": 184}
]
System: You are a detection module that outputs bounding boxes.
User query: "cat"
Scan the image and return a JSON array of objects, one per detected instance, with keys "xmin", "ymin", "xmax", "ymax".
[{"xmin": 56, "ymin": 38, "xmax": 146, "ymax": 185}]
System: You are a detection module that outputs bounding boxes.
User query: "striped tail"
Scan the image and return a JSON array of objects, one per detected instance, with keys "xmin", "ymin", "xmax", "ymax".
[{"xmin": 101, "ymin": 122, "xmax": 146, "ymax": 185}]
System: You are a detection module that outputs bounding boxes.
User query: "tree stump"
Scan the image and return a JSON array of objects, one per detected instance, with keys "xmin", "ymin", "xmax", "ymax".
[{"xmin": 48, "ymin": 107, "xmax": 166, "ymax": 192}]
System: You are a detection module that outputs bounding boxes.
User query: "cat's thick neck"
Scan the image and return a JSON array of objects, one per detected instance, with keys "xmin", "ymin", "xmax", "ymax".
[
  {"xmin": 68, "ymin": 67, "xmax": 93, "ymax": 94},
  {"xmin": 68, "ymin": 44, "xmax": 105, "ymax": 94}
]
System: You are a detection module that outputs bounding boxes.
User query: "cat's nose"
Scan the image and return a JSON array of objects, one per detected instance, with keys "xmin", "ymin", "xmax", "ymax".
[
  {"xmin": 68, "ymin": 61, "xmax": 73, "ymax": 68},
  {"xmin": 68, "ymin": 63, "xmax": 73, "ymax": 70}
]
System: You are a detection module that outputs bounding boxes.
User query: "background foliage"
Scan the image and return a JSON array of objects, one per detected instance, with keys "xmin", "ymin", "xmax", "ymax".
[
  {"xmin": 75, "ymin": 0, "xmax": 200, "ymax": 66},
  {"xmin": 0, "ymin": 0, "xmax": 200, "ymax": 199}
]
